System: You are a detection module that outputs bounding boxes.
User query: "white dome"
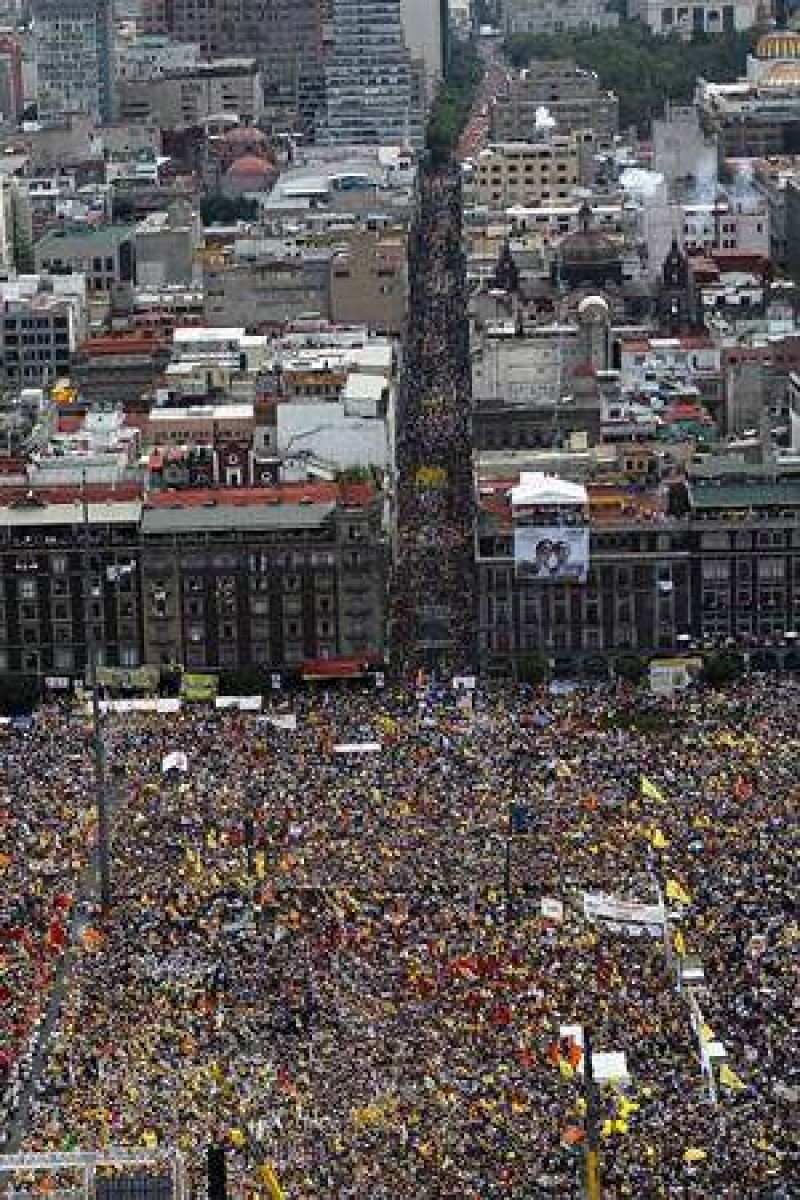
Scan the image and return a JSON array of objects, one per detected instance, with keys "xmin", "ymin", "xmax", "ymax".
[{"xmin": 577, "ymin": 294, "xmax": 610, "ymax": 324}]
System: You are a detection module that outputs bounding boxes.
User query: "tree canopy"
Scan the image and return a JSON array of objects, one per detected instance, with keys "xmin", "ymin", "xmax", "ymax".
[
  {"xmin": 426, "ymin": 39, "xmax": 485, "ymax": 165},
  {"xmin": 505, "ymin": 23, "xmax": 759, "ymax": 132}
]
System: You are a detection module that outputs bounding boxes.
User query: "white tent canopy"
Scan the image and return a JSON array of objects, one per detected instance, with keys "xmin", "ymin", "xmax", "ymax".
[{"xmin": 511, "ymin": 472, "xmax": 588, "ymax": 509}]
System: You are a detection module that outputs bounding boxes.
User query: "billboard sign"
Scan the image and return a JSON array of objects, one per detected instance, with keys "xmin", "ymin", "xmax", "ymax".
[{"xmin": 514, "ymin": 525, "xmax": 589, "ymax": 583}]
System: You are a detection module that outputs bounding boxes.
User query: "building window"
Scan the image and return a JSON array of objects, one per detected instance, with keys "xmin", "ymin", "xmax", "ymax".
[{"xmin": 54, "ymin": 648, "xmax": 74, "ymax": 671}]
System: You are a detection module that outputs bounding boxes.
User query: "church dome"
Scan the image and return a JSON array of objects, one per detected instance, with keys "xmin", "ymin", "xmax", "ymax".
[{"xmin": 560, "ymin": 228, "xmax": 619, "ymax": 265}]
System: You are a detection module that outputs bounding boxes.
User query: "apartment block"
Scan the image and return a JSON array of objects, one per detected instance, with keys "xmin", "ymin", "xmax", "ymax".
[
  {"xmin": 466, "ymin": 138, "xmax": 586, "ymax": 210},
  {"xmin": 32, "ymin": 0, "xmax": 115, "ymax": 124}
]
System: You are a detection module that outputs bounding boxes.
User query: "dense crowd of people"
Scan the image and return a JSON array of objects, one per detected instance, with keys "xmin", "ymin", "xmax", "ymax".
[
  {"xmin": 1, "ymin": 678, "xmax": 796, "ymax": 1199},
  {"xmin": 392, "ymin": 168, "xmax": 475, "ymax": 674},
  {"xmin": 0, "ymin": 169, "xmax": 796, "ymax": 1200},
  {"xmin": 0, "ymin": 708, "xmax": 95, "ymax": 1140}
]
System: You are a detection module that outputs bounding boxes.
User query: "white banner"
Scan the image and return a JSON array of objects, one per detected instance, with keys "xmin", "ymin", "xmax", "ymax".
[
  {"xmin": 333, "ymin": 742, "xmax": 381, "ymax": 755},
  {"xmin": 541, "ymin": 897, "xmax": 564, "ymax": 922},
  {"xmin": 257, "ymin": 712, "xmax": 298, "ymax": 732},
  {"xmin": 97, "ymin": 699, "xmax": 182, "ymax": 714},
  {"xmin": 583, "ymin": 891, "xmax": 665, "ymax": 932},
  {"xmin": 215, "ymin": 695, "xmax": 263, "ymax": 711},
  {"xmin": 162, "ymin": 751, "xmax": 189, "ymax": 774}
]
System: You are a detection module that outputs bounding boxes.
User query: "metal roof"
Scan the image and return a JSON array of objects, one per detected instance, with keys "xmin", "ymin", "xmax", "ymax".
[
  {"xmin": 0, "ymin": 500, "xmax": 142, "ymax": 526},
  {"xmin": 141, "ymin": 501, "xmax": 336, "ymax": 534},
  {"xmin": 690, "ymin": 482, "xmax": 800, "ymax": 508}
]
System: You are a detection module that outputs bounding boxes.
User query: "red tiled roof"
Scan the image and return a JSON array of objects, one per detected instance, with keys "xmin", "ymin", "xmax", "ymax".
[
  {"xmin": 144, "ymin": 482, "xmax": 376, "ymax": 510},
  {"xmin": 0, "ymin": 482, "xmax": 143, "ymax": 506},
  {"xmin": 57, "ymin": 414, "xmax": 85, "ymax": 434},
  {"xmin": 79, "ymin": 332, "xmax": 169, "ymax": 356}
]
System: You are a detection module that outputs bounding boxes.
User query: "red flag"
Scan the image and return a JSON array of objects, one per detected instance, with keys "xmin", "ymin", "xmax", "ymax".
[{"xmin": 47, "ymin": 920, "xmax": 66, "ymax": 950}]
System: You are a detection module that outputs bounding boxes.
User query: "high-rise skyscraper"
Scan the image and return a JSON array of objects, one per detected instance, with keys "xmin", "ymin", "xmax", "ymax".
[
  {"xmin": 32, "ymin": 0, "xmax": 115, "ymax": 124},
  {"xmin": 141, "ymin": 0, "xmax": 330, "ymax": 135},
  {"xmin": 320, "ymin": 0, "xmax": 423, "ymax": 147},
  {"xmin": 400, "ymin": 0, "xmax": 447, "ymax": 103}
]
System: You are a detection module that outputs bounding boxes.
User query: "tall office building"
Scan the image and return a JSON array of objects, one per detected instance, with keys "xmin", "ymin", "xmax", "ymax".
[
  {"xmin": 32, "ymin": 0, "xmax": 115, "ymax": 124},
  {"xmin": 400, "ymin": 0, "xmax": 447, "ymax": 102},
  {"xmin": 320, "ymin": 0, "xmax": 423, "ymax": 147},
  {"xmin": 0, "ymin": 33, "xmax": 23, "ymax": 125},
  {"xmin": 141, "ymin": 0, "xmax": 330, "ymax": 134}
]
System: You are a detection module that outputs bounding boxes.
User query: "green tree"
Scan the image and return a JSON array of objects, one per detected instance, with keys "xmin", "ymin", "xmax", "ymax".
[
  {"xmin": 703, "ymin": 650, "xmax": 745, "ymax": 687},
  {"xmin": 504, "ymin": 24, "xmax": 759, "ymax": 133},
  {"xmin": 426, "ymin": 40, "xmax": 485, "ymax": 165},
  {"xmin": 0, "ymin": 675, "xmax": 40, "ymax": 716},
  {"xmin": 614, "ymin": 653, "xmax": 647, "ymax": 684},
  {"xmin": 517, "ymin": 651, "xmax": 550, "ymax": 686},
  {"xmin": 200, "ymin": 192, "xmax": 259, "ymax": 225}
]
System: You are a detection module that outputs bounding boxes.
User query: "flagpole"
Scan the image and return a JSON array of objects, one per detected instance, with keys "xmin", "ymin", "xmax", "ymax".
[
  {"xmin": 82, "ymin": 474, "xmax": 111, "ymax": 917},
  {"xmin": 583, "ymin": 1026, "xmax": 602, "ymax": 1200}
]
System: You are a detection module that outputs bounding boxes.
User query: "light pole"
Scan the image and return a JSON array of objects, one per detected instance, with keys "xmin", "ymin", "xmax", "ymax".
[
  {"xmin": 82, "ymin": 478, "xmax": 111, "ymax": 917},
  {"xmin": 583, "ymin": 1027, "xmax": 602, "ymax": 1200}
]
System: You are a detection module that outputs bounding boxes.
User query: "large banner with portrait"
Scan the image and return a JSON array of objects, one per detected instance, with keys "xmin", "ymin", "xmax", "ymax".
[{"xmin": 514, "ymin": 525, "xmax": 589, "ymax": 583}]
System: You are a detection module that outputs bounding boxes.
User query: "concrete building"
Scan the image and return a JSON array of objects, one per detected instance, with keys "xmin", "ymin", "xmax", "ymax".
[
  {"xmin": 786, "ymin": 178, "xmax": 800, "ymax": 277},
  {"xmin": 697, "ymin": 33, "xmax": 800, "ymax": 160},
  {"xmin": 490, "ymin": 63, "xmax": 619, "ymax": 149},
  {"xmin": 465, "ymin": 137, "xmax": 586, "ymax": 210},
  {"xmin": 0, "ymin": 33, "xmax": 23, "ymax": 125},
  {"xmin": 141, "ymin": 0, "xmax": 329, "ymax": 135},
  {"xmin": 139, "ymin": 482, "xmax": 387, "ymax": 671},
  {"xmin": 118, "ymin": 58, "xmax": 263, "ymax": 129},
  {"xmin": 0, "ymin": 486, "xmax": 144, "ymax": 679},
  {"xmin": 629, "ymin": 0, "xmax": 759, "ymax": 35},
  {"xmin": 202, "ymin": 242, "xmax": 333, "ymax": 328},
  {"xmin": 115, "ymin": 32, "xmax": 202, "ymax": 83},
  {"xmin": 32, "ymin": 0, "xmax": 115, "ymax": 125},
  {"xmin": 651, "ymin": 103, "xmax": 717, "ymax": 197},
  {"xmin": 501, "ymin": 0, "xmax": 619, "ymax": 34},
  {"xmin": 400, "ymin": 0, "xmax": 447, "ymax": 103},
  {"xmin": 330, "ymin": 229, "xmax": 408, "ymax": 335},
  {"xmin": 320, "ymin": 0, "xmax": 424, "ymax": 149},
  {"xmin": 753, "ymin": 156, "xmax": 800, "ymax": 268},
  {"xmin": 476, "ymin": 458, "xmax": 800, "ymax": 675},
  {"xmin": 134, "ymin": 206, "xmax": 200, "ymax": 289},
  {"xmin": 0, "ymin": 174, "xmax": 33, "ymax": 271},
  {"xmin": 35, "ymin": 224, "xmax": 136, "ymax": 294},
  {"xmin": 0, "ymin": 273, "xmax": 87, "ymax": 387},
  {"xmin": 70, "ymin": 329, "xmax": 172, "ymax": 409}
]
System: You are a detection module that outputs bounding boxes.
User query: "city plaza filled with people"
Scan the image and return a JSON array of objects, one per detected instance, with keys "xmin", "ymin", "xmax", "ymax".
[{"xmin": 0, "ymin": 171, "xmax": 796, "ymax": 1200}]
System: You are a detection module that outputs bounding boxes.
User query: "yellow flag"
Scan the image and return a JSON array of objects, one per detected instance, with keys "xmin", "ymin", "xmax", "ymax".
[
  {"xmin": 666, "ymin": 878, "xmax": 692, "ymax": 906},
  {"xmin": 254, "ymin": 850, "xmax": 266, "ymax": 880},
  {"xmin": 673, "ymin": 929, "xmax": 687, "ymax": 958},
  {"xmin": 258, "ymin": 1165, "xmax": 285, "ymax": 1200},
  {"xmin": 684, "ymin": 1147, "xmax": 707, "ymax": 1163},
  {"xmin": 640, "ymin": 776, "xmax": 664, "ymax": 803},
  {"xmin": 229, "ymin": 1128, "xmax": 245, "ymax": 1149},
  {"xmin": 558, "ymin": 1058, "xmax": 574, "ymax": 1080},
  {"xmin": 700, "ymin": 1023, "xmax": 716, "ymax": 1044},
  {"xmin": 719, "ymin": 1064, "xmax": 746, "ymax": 1091},
  {"xmin": 650, "ymin": 828, "xmax": 669, "ymax": 850},
  {"xmin": 617, "ymin": 1096, "xmax": 640, "ymax": 1120}
]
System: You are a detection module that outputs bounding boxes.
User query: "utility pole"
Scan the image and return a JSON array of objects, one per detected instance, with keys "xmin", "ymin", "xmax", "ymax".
[
  {"xmin": 583, "ymin": 1026, "xmax": 602, "ymax": 1200},
  {"xmin": 82, "ymin": 476, "xmax": 111, "ymax": 917}
]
